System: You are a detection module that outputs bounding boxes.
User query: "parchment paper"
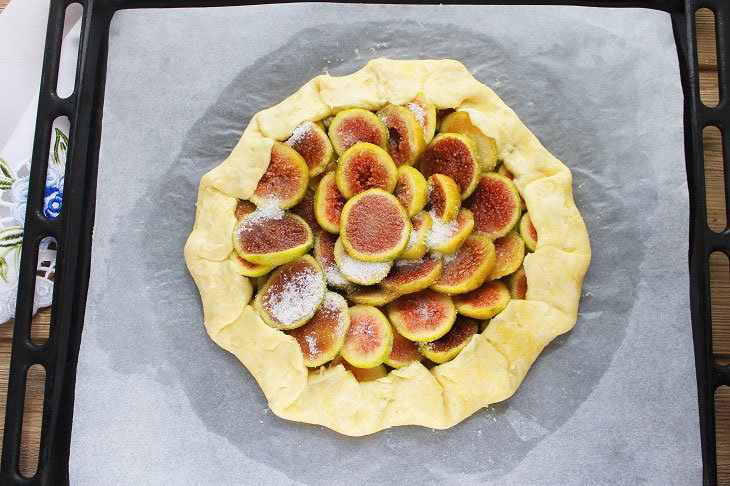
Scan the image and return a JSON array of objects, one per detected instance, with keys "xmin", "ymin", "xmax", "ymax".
[{"xmin": 69, "ymin": 4, "xmax": 701, "ymax": 485}]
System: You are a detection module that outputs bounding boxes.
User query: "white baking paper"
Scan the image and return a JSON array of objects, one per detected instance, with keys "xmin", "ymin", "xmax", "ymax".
[{"xmin": 69, "ymin": 4, "xmax": 701, "ymax": 485}]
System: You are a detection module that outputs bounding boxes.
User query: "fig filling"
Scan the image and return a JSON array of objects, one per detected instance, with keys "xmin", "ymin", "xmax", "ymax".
[
  {"xmin": 343, "ymin": 194, "xmax": 406, "ymax": 254},
  {"xmin": 336, "ymin": 117, "xmax": 385, "ymax": 153},
  {"xmin": 237, "ymin": 213, "xmax": 308, "ymax": 254},
  {"xmin": 238, "ymin": 94, "xmax": 534, "ymax": 369}
]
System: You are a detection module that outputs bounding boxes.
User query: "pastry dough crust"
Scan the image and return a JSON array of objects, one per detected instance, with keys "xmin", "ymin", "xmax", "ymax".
[{"xmin": 184, "ymin": 59, "xmax": 591, "ymax": 436}]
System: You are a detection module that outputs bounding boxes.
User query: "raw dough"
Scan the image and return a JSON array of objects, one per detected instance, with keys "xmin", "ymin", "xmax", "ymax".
[{"xmin": 184, "ymin": 59, "xmax": 591, "ymax": 436}]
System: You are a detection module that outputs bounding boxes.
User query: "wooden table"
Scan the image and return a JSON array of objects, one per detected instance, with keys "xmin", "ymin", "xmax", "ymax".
[{"xmin": 0, "ymin": 2, "xmax": 727, "ymax": 481}]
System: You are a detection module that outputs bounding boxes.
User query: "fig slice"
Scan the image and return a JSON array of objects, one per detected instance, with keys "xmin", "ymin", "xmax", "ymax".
[
  {"xmin": 400, "ymin": 211, "xmax": 432, "ymax": 260},
  {"xmin": 328, "ymin": 108, "xmax": 389, "ymax": 156},
  {"xmin": 347, "ymin": 285, "xmax": 400, "ymax": 306},
  {"xmin": 340, "ymin": 305, "xmax": 394, "ymax": 368},
  {"xmin": 340, "ymin": 189, "xmax": 411, "ymax": 262},
  {"xmin": 427, "ymin": 207, "xmax": 474, "ymax": 254},
  {"xmin": 430, "ymin": 234, "xmax": 496, "ymax": 295},
  {"xmin": 488, "ymin": 231, "xmax": 525, "ymax": 280},
  {"xmin": 421, "ymin": 133, "xmax": 481, "ymax": 199},
  {"xmin": 313, "ymin": 172, "xmax": 346, "ymax": 234},
  {"xmin": 453, "ymin": 280, "xmax": 511, "ymax": 319},
  {"xmin": 233, "ymin": 209, "xmax": 313, "ymax": 266},
  {"xmin": 465, "ymin": 172, "xmax": 522, "ymax": 240},
  {"xmin": 497, "ymin": 164, "xmax": 527, "ymax": 211},
  {"xmin": 250, "ymin": 142, "xmax": 309, "ymax": 209},
  {"xmin": 386, "ymin": 288, "xmax": 456, "ymax": 342},
  {"xmin": 235, "ymin": 200, "xmax": 257, "ymax": 220},
  {"xmin": 507, "ymin": 266, "xmax": 528, "ymax": 300},
  {"xmin": 291, "ymin": 190, "xmax": 322, "ymax": 235},
  {"xmin": 427, "ymin": 174, "xmax": 461, "ymax": 223},
  {"xmin": 335, "ymin": 142, "xmax": 398, "ymax": 199},
  {"xmin": 519, "ymin": 212, "xmax": 538, "ymax": 252},
  {"xmin": 384, "ymin": 324, "xmax": 424, "ymax": 369},
  {"xmin": 439, "ymin": 111, "xmax": 498, "ymax": 171},
  {"xmin": 333, "ymin": 237, "xmax": 392, "ymax": 285},
  {"xmin": 313, "ymin": 232, "xmax": 355, "ymax": 292},
  {"xmin": 380, "ymin": 253, "xmax": 443, "ymax": 295},
  {"xmin": 406, "ymin": 92, "xmax": 437, "ymax": 144},
  {"xmin": 331, "ymin": 355, "xmax": 388, "ymax": 382},
  {"xmin": 253, "ymin": 255, "xmax": 326, "ymax": 330},
  {"xmin": 309, "ymin": 160, "xmax": 336, "ymax": 191},
  {"xmin": 229, "ymin": 251, "xmax": 274, "ymax": 278},
  {"xmin": 285, "ymin": 121, "xmax": 334, "ymax": 177},
  {"xmin": 377, "ymin": 103, "xmax": 426, "ymax": 167},
  {"xmin": 290, "ymin": 291, "xmax": 350, "ymax": 367},
  {"xmin": 419, "ymin": 316, "xmax": 478, "ymax": 364},
  {"xmin": 394, "ymin": 165, "xmax": 428, "ymax": 217}
]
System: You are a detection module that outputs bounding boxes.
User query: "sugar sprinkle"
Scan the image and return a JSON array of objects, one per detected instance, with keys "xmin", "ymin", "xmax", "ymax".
[
  {"xmin": 338, "ymin": 248, "xmax": 391, "ymax": 283},
  {"xmin": 286, "ymin": 121, "xmax": 314, "ymax": 147},
  {"xmin": 426, "ymin": 211, "xmax": 460, "ymax": 248},
  {"xmin": 264, "ymin": 266, "xmax": 324, "ymax": 328},
  {"xmin": 407, "ymin": 102, "xmax": 428, "ymax": 138}
]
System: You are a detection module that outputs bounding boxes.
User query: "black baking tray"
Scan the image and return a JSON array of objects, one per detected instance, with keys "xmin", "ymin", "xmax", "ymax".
[{"xmin": 0, "ymin": 0, "xmax": 725, "ymax": 484}]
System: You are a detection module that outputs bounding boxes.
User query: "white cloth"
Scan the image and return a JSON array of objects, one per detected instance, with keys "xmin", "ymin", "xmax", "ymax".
[{"xmin": 0, "ymin": 2, "xmax": 81, "ymax": 322}]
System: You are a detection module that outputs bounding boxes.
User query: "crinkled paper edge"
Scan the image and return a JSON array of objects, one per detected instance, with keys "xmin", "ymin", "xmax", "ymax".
[{"xmin": 183, "ymin": 59, "xmax": 591, "ymax": 436}]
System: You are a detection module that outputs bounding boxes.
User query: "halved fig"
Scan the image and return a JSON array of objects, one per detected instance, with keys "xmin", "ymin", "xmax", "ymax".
[
  {"xmin": 309, "ymin": 161, "xmax": 336, "ymax": 191},
  {"xmin": 250, "ymin": 142, "xmax": 309, "ymax": 209},
  {"xmin": 233, "ymin": 210, "xmax": 313, "ymax": 266},
  {"xmin": 406, "ymin": 92, "xmax": 437, "ymax": 144},
  {"xmin": 465, "ymin": 173, "xmax": 521, "ymax": 240},
  {"xmin": 394, "ymin": 165, "xmax": 428, "ymax": 217},
  {"xmin": 291, "ymin": 190, "xmax": 322, "ymax": 235},
  {"xmin": 386, "ymin": 289, "xmax": 456, "ymax": 342},
  {"xmin": 328, "ymin": 108, "xmax": 388, "ymax": 156},
  {"xmin": 435, "ymin": 108, "xmax": 455, "ymax": 131},
  {"xmin": 507, "ymin": 266, "xmax": 528, "ymax": 300},
  {"xmin": 285, "ymin": 121, "xmax": 334, "ymax": 177},
  {"xmin": 497, "ymin": 164, "xmax": 527, "ymax": 211},
  {"xmin": 333, "ymin": 237, "xmax": 392, "ymax": 285},
  {"xmin": 340, "ymin": 305, "xmax": 393, "ymax": 368},
  {"xmin": 229, "ymin": 251, "xmax": 274, "ymax": 278},
  {"xmin": 313, "ymin": 172, "xmax": 346, "ymax": 234},
  {"xmin": 453, "ymin": 280, "xmax": 511, "ymax": 319},
  {"xmin": 253, "ymin": 255, "xmax": 326, "ymax": 330},
  {"xmin": 440, "ymin": 111, "xmax": 498, "ymax": 171},
  {"xmin": 488, "ymin": 231, "xmax": 525, "ymax": 280},
  {"xmin": 340, "ymin": 189, "xmax": 411, "ymax": 262},
  {"xmin": 335, "ymin": 142, "xmax": 398, "ymax": 199},
  {"xmin": 427, "ymin": 207, "xmax": 474, "ymax": 254},
  {"xmin": 235, "ymin": 200, "xmax": 256, "ymax": 220},
  {"xmin": 380, "ymin": 253, "xmax": 443, "ymax": 295},
  {"xmin": 313, "ymin": 232, "xmax": 355, "ymax": 291},
  {"xmin": 347, "ymin": 285, "xmax": 400, "ymax": 306},
  {"xmin": 430, "ymin": 234, "xmax": 495, "ymax": 295},
  {"xmin": 427, "ymin": 174, "xmax": 461, "ymax": 223},
  {"xmin": 331, "ymin": 355, "xmax": 388, "ymax": 382},
  {"xmin": 419, "ymin": 316, "xmax": 478, "ymax": 364},
  {"xmin": 519, "ymin": 212, "xmax": 537, "ymax": 252},
  {"xmin": 377, "ymin": 103, "xmax": 425, "ymax": 167},
  {"xmin": 421, "ymin": 134, "xmax": 481, "ymax": 199},
  {"xmin": 290, "ymin": 291, "xmax": 350, "ymax": 367},
  {"xmin": 401, "ymin": 211, "xmax": 432, "ymax": 260},
  {"xmin": 384, "ymin": 324, "xmax": 424, "ymax": 368}
]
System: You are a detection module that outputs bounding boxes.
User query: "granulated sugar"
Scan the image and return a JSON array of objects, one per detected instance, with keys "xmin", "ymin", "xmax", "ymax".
[
  {"xmin": 264, "ymin": 265, "xmax": 325, "ymax": 328},
  {"xmin": 426, "ymin": 211, "xmax": 459, "ymax": 248},
  {"xmin": 407, "ymin": 101, "xmax": 428, "ymax": 138},
  {"xmin": 323, "ymin": 262, "xmax": 352, "ymax": 289},
  {"xmin": 285, "ymin": 121, "xmax": 315, "ymax": 147},
  {"xmin": 236, "ymin": 200, "xmax": 284, "ymax": 235},
  {"xmin": 337, "ymin": 248, "xmax": 391, "ymax": 283}
]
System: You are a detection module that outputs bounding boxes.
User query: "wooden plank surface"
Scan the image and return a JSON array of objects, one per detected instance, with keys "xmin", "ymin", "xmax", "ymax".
[{"xmin": 0, "ymin": 2, "xmax": 726, "ymax": 481}]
